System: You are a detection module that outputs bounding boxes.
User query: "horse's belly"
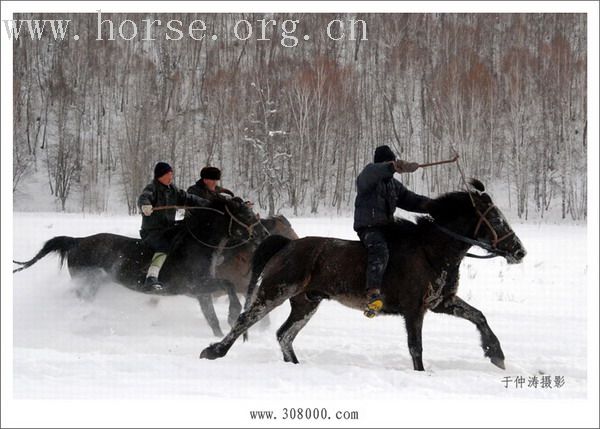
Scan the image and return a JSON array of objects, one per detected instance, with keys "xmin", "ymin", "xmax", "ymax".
[{"xmin": 332, "ymin": 294, "xmax": 366, "ymax": 311}]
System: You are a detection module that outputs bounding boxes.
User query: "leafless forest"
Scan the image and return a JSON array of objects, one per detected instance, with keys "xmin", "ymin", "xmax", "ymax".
[{"xmin": 13, "ymin": 13, "xmax": 587, "ymax": 219}]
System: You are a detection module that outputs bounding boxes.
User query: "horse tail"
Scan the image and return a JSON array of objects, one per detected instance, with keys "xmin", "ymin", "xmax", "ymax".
[
  {"xmin": 242, "ymin": 234, "xmax": 292, "ymax": 342},
  {"xmin": 13, "ymin": 236, "xmax": 79, "ymax": 273}
]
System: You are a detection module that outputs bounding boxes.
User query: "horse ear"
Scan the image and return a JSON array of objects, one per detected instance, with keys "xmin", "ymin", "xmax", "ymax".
[{"xmin": 469, "ymin": 178, "xmax": 485, "ymax": 194}]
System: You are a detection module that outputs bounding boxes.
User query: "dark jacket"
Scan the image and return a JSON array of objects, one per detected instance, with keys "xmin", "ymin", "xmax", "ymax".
[
  {"xmin": 353, "ymin": 162, "xmax": 430, "ymax": 231},
  {"xmin": 138, "ymin": 179, "xmax": 208, "ymax": 232},
  {"xmin": 187, "ymin": 180, "xmax": 235, "ymax": 202}
]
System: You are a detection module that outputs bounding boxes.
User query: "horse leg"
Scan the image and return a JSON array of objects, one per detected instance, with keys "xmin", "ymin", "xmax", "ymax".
[
  {"xmin": 222, "ymin": 281, "xmax": 242, "ymax": 328},
  {"xmin": 431, "ymin": 295, "xmax": 505, "ymax": 369},
  {"xmin": 276, "ymin": 293, "xmax": 321, "ymax": 364},
  {"xmin": 200, "ymin": 282, "xmax": 301, "ymax": 360},
  {"xmin": 195, "ymin": 278, "xmax": 242, "ymax": 330},
  {"xmin": 197, "ymin": 294, "xmax": 224, "ymax": 337},
  {"xmin": 71, "ymin": 268, "xmax": 104, "ymax": 301},
  {"xmin": 404, "ymin": 312, "xmax": 425, "ymax": 371}
]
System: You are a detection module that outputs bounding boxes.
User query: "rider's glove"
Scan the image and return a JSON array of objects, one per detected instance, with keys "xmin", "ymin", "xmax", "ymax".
[
  {"xmin": 393, "ymin": 160, "xmax": 419, "ymax": 173},
  {"xmin": 141, "ymin": 205, "xmax": 153, "ymax": 216}
]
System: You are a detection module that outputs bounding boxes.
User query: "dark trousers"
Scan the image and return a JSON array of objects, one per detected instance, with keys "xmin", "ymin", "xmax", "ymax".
[
  {"xmin": 357, "ymin": 227, "xmax": 389, "ymax": 292},
  {"xmin": 140, "ymin": 226, "xmax": 179, "ymax": 253}
]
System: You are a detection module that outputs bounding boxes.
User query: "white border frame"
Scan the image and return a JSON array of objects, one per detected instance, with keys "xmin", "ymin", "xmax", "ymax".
[{"xmin": 2, "ymin": 2, "xmax": 598, "ymax": 427}]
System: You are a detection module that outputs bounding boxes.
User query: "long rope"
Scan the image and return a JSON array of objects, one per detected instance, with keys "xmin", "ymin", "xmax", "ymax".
[
  {"xmin": 151, "ymin": 205, "xmax": 225, "ymax": 215},
  {"xmin": 423, "ymin": 147, "xmax": 502, "ymax": 258},
  {"xmin": 447, "ymin": 146, "xmax": 477, "ymax": 208},
  {"xmin": 184, "ymin": 222, "xmax": 254, "ymax": 250}
]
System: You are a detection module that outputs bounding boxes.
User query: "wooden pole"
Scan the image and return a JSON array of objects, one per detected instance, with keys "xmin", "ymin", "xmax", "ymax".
[{"xmin": 418, "ymin": 154, "xmax": 459, "ymax": 168}]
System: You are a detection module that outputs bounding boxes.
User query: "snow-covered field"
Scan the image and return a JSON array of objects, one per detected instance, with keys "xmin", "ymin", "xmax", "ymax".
[{"xmin": 8, "ymin": 212, "xmax": 589, "ymax": 405}]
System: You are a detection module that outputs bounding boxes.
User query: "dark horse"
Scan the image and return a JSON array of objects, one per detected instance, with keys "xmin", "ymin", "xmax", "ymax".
[
  {"xmin": 13, "ymin": 197, "xmax": 275, "ymax": 337},
  {"xmin": 201, "ymin": 180, "xmax": 527, "ymax": 370}
]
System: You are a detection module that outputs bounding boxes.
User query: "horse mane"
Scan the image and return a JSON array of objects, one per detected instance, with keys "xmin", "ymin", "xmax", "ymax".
[
  {"xmin": 382, "ymin": 190, "xmax": 477, "ymax": 242},
  {"xmin": 423, "ymin": 190, "xmax": 477, "ymax": 224}
]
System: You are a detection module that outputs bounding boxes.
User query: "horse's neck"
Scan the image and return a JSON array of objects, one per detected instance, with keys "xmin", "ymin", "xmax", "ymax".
[
  {"xmin": 424, "ymin": 219, "xmax": 474, "ymax": 269},
  {"xmin": 179, "ymin": 216, "xmax": 229, "ymax": 249}
]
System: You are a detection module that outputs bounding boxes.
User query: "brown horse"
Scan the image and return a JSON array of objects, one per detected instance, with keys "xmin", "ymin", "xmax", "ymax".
[
  {"xmin": 200, "ymin": 180, "xmax": 526, "ymax": 370},
  {"xmin": 217, "ymin": 215, "xmax": 299, "ymax": 294}
]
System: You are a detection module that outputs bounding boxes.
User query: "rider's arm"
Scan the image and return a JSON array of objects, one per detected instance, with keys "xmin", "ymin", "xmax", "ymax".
[
  {"xmin": 218, "ymin": 187, "xmax": 235, "ymax": 197},
  {"xmin": 137, "ymin": 183, "xmax": 155, "ymax": 209},
  {"xmin": 177, "ymin": 188, "xmax": 210, "ymax": 207},
  {"xmin": 394, "ymin": 181, "xmax": 431, "ymax": 213}
]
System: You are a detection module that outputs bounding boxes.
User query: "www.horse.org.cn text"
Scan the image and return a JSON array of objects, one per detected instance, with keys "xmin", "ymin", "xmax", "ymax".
[
  {"xmin": 96, "ymin": 14, "xmax": 368, "ymax": 47},
  {"xmin": 2, "ymin": 12, "xmax": 369, "ymax": 47}
]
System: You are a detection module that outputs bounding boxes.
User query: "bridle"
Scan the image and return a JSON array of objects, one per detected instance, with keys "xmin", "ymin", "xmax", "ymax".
[
  {"xmin": 433, "ymin": 150, "xmax": 514, "ymax": 259},
  {"xmin": 472, "ymin": 204, "xmax": 514, "ymax": 250},
  {"xmin": 433, "ymin": 205, "xmax": 513, "ymax": 259},
  {"xmin": 224, "ymin": 205, "xmax": 264, "ymax": 242}
]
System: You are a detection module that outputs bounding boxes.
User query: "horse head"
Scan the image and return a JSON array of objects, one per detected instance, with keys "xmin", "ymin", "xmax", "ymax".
[
  {"xmin": 218, "ymin": 196, "xmax": 268, "ymax": 244},
  {"xmin": 182, "ymin": 196, "xmax": 266, "ymax": 250},
  {"xmin": 427, "ymin": 179, "xmax": 526, "ymax": 264},
  {"xmin": 260, "ymin": 215, "xmax": 299, "ymax": 240}
]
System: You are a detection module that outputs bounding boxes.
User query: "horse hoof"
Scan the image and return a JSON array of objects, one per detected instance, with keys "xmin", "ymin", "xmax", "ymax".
[
  {"xmin": 283, "ymin": 355, "xmax": 299, "ymax": 364},
  {"xmin": 200, "ymin": 344, "xmax": 223, "ymax": 360},
  {"xmin": 491, "ymin": 356, "xmax": 505, "ymax": 370}
]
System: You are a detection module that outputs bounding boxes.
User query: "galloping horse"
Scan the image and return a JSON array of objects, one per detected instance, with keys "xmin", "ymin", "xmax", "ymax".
[
  {"xmin": 13, "ymin": 197, "xmax": 274, "ymax": 336},
  {"xmin": 201, "ymin": 180, "xmax": 526, "ymax": 370}
]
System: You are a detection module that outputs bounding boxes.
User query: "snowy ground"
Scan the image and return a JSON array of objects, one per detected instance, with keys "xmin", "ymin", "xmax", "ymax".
[{"xmin": 9, "ymin": 212, "xmax": 588, "ymax": 405}]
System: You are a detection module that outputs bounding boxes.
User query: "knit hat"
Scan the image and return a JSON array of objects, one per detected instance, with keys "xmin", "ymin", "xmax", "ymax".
[
  {"xmin": 154, "ymin": 162, "xmax": 173, "ymax": 179},
  {"xmin": 373, "ymin": 145, "xmax": 396, "ymax": 163},
  {"xmin": 200, "ymin": 166, "xmax": 221, "ymax": 180}
]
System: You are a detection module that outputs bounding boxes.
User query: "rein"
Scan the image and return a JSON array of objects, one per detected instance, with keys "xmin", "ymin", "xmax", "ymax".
[
  {"xmin": 153, "ymin": 204, "xmax": 258, "ymax": 250},
  {"xmin": 152, "ymin": 205, "xmax": 225, "ymax": 215},
  {"xmin": 224, "ymin": 205, "xmax": 263, "ymax": 240},
  {"xmin": 432, "ymin": 223, "xmax": 508, "ymax": 259}
]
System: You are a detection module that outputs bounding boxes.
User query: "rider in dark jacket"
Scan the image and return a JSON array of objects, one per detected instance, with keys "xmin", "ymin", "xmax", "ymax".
[
  {"xmin": 187, "ymin": 166, "xmax": 235, "ymax": 201},
  {"xmin": 188, "ymin": 166, "xmax": 255, "ymax": 210},
  {"xmin": 354, "ymin": 145, "xmax": 431, "ymax": 317},
  {"xmin": 138, "ymin": 162, "xmax": 209, "ymax": 291}
]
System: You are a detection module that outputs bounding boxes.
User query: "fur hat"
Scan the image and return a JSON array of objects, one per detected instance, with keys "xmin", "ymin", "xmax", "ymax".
[
  {"xmin": 200, "ymin": 166, "xmax": 221, "ymax": 180},
  {"xmin": 154, "ymin": 162, "xmax": 173, "ymax": 179},
  {"xmin": 373, "ymin": 145, "xmax": 396, "ymax": 163}
]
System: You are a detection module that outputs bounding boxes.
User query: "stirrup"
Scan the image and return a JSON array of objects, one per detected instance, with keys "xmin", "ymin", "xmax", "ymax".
[{"xmin": 364, "ymin": 290, "xmax": 383, "ymax": 318}]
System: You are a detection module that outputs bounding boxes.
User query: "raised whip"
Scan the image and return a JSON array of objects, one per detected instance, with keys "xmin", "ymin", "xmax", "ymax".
[{"xmin": 418, "ymin": 154, "xmax": 459, "ymax": 168}]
